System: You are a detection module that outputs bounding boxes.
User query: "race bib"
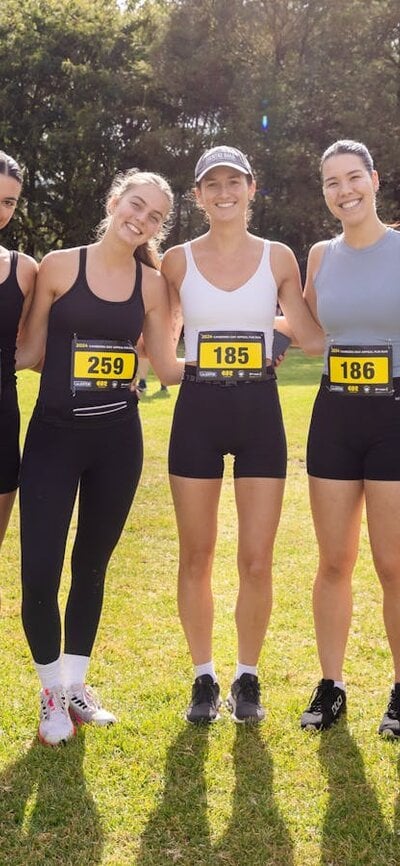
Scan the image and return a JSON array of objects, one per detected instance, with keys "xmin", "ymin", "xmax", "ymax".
[
  {"xmin": 71, "ymin": 336, "xmax": 138, "ymax": 394},
  {"xmin": 197, "ymin": 331, "xmax": 266, "ymax": 382},
  {"xmin": 328, "ymin": 344, "xmax": 393, "ymax": 396}
]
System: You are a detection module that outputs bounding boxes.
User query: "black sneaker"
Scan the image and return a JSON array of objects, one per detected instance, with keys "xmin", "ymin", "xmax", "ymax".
[
  {"xmin": 379, "ymin": 684, "xmax": 400, "ymax": 737},
  {"xmin": 226, "ymin": 673, "xmax": 265, "ymax": 723},
  {"xmin": 300, "ymin": 678, "xmax": 346, "ymax": 731},
  {"xmin": 186, "ymin": 675, "xmax": 221, "ymax": 723}
]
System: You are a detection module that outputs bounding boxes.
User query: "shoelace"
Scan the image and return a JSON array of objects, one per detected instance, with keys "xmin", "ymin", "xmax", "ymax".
[
  {"xmin": 307, "ymin": 682, "xmax": 331, "ymax": 712},
  {"xmin": 70, "ymin": 685, "xmax": 99, "ymax": 710},
  {"xmin": 238, "ymin": 679, "xmax": 260, "ymax": 703},
  {"xmin": 41, "ymin": 688, "xmax": 67, "ymax": 718},
  {"xmin": 388, "ymin": 688, "xmax": 400, "ymax": 716},
  {"xmin": 193, "ymin": 680, "xmax": 217, "ymax": 706}
]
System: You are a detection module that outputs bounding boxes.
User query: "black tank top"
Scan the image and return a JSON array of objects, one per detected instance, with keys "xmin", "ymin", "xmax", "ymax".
[
  {"xmin": 38, "ymin": 247, "xmax": 145, "ymax": 413},
  {"xmin": 0, "ymin": 251, "xmax": 24, "ymax": 391}
]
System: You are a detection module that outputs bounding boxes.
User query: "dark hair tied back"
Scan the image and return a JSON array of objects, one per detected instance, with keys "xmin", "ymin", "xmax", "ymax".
[
  {"xmin": 0, "ymin": 150, "xmax": 23, "ymax": 184},
  {"xmin": 320, "ymin": 140, "xmax": 374, "ymax": 176}
]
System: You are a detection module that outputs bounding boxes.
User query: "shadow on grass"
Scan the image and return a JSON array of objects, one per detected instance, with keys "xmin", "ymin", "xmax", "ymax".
[
  {"xmin": 138, "ymin": 724, "xmax": 293, "ymax": 866},
  {"xmin": 0, "ymin": 730, "xmax": 103, "ymax": 866},
  {"xmin": 318, "ymin": 722, "xmax": 398, "ymax": 865},
  {"xmin": 215, "ymin": 725, "xmax": 294, "ymax": 865}
]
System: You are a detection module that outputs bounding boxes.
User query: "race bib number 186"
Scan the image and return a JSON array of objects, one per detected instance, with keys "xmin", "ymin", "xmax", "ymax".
[{"xmin": 328, "ymin": 344, "xmax": 393, "ymax": 396}]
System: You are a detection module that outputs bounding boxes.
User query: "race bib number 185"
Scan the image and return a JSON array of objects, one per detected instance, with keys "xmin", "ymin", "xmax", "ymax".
[{"xmin": 197, "ymin": 330, "xmax": 266, "ymax": 382}]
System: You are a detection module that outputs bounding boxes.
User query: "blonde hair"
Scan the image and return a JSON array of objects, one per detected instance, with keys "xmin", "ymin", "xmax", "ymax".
[{"xmin": 97, "ymin": 169, "xmax": 173, "ymax": 269}]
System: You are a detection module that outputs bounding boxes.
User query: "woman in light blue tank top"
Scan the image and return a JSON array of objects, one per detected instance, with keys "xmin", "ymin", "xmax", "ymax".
[{"xmin": 300, "ymin": 139, "xmax": 400, "ymax": 737}]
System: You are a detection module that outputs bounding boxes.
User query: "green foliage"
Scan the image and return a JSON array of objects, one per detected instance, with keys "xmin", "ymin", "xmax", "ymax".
[{"xmin": 0, "ymin": 0, "xmax": 399, "ymax": 259}]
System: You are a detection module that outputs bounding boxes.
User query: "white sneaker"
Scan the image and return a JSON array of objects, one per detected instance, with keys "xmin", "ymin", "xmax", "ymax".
[
  {"xmin": 67, "ymin": 684, "xmax": 117, "ymax": 726},
  {"xmin": 39, "ymin": 686, "xmax": 75, "ymax": 746}
]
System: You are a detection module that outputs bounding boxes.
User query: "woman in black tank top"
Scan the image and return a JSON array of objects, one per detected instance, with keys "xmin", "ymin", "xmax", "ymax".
[
  {"xmin": 0, "ymin": 150, "xmax": 37, "ymax": 598},
  {"xmin": 16, "ymin": 168, "xmax": 183, "ymax": 746}
]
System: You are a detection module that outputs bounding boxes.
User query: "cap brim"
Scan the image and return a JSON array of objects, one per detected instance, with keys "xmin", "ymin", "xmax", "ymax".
[{"xmin": 195, "ymin": 161, "xmax": 252, "ymax": 183}]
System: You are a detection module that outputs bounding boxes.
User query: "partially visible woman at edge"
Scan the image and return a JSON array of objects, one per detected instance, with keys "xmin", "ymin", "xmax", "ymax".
[
  {"xmin": 162, "ymin": 145, "xmax": 323, "ymax": 725},
  {"xmin": 300, "ymin": 139, "xmax": 400, "ymax": 737},
  {"xmin": 0, "ymin": 150, "xmax": 37, "ymax": 593},
  {"xmin": 16, "ymin": 169, "xmax": 183, "ymax": 745}
]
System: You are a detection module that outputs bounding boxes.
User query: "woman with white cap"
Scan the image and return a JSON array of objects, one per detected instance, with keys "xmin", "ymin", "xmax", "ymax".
[{"xmin": 162, "ymin": 145, "xmax": 322, "ymax": 724}]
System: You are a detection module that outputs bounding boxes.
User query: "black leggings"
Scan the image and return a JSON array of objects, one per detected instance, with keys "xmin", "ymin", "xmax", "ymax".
[{"xmin": 20, "ymin": 407, "xmax": 143, "ymax": 664}]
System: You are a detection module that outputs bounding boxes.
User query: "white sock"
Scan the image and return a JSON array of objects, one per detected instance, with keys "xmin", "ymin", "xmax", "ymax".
[
  {"xmin": 236, "ymin": 663, "xmax": 258, "ymax": 680},
  {"xmin": 34, "ymin": 656, "xmax": 63, "ymax": 690},
  {"xmin": 194, "ymin": 661, "xmax": 217, "ymax": 682},
  {"xmin": 63, "ymin": 653, "xmax": 90, "ymax": 689},
  {"xmin": 334, "ymin": 680, "xmax": 346, "ymax": 691}
]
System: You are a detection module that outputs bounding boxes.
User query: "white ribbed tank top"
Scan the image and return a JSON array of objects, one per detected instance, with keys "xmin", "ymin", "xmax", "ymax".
[{"xmin": 180, "ymin": 240, "xmax": 278, "ymax": 362}]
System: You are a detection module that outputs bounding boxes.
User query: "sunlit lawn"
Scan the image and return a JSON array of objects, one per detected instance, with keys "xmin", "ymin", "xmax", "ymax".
[{"xmin": 1, "ymin": 351, "xmax": 399, "ymax": 866}]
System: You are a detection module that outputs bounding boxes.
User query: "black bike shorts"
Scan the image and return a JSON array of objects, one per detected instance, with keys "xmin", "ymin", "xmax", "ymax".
[
  {"xmin": 0, "ymin": 386, "xmax": 20, "ymax": 493},
  {"xmin": 307, "ymin": 376, "xmax": 400, "ymax": 480},
  {"xmin": 169, "ymin": 368, "xmax": 287, "ymax": 479}
]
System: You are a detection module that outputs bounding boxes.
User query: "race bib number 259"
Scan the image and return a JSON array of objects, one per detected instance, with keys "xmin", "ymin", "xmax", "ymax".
[{"xmin": 71, "ymin": 336, "xmax": 138, "ymax": 393}]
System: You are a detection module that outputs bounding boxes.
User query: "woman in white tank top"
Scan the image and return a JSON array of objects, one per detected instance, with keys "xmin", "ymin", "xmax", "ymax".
[{"xmin": 162, "ymin": 145, "xmax": 322, "ymax": 724}]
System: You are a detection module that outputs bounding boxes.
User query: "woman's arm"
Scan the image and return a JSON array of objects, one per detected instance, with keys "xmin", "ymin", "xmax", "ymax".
[
  {"xmin": 15, "ymin": 254, "xmax": 39, "ymax": 359},
  {"xmin": 15, "ymin": 252, "xmax": 62, "ymax": 370},
  {"xmin": 141, "ymin": 261, "xmax": 184, "ymax": 386},
  {"xmin": 303, "ymin": 241, "xmax": 328, "ymax": 321},
  {"xmin": 271, "ymin": 242, "xmax": 324, "ymax": 356}
]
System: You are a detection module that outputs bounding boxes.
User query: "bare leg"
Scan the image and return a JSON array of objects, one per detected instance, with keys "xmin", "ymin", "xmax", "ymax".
[
  {"xmin": 234, "ymin": 477, "xmax": 285, "ymax": 665},
  {"xmin": 0, "ymin": 490, "xmax": 17, "ymax": 610},
  {"xmin": 169, "ymin": 475, "xmax": 222, "ymax": 664},
  {"xmin": 309, "ymin": 477, "xmax": 364, "ymax": 680},
  {"xmin": 0, "ymin": 490, "xmax": 16, "ymax": 548},
  {"xmin": 365, "ymin": 480, "xmax": 400, "ymax": 681}
]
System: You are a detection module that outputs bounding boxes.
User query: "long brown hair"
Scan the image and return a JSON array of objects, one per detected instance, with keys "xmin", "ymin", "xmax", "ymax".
[{"xmin": 97, "ymin": 169, "xmax": 174, "ymax": 269}]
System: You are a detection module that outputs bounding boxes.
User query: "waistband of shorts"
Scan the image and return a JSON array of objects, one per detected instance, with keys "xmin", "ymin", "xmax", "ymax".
[
  {"xmin": 182, "ymin": 364, "xmax": 276, "ymax": 386},
  {"xmin": 320, "ymin": 374, "xmax": 400, "ymax": 392},
  {"xmin": 33, "ymin": 399, "xmax": 138, "ymax": 427}
]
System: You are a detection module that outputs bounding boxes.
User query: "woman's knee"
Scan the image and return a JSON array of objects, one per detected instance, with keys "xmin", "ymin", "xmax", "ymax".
[
  {"xmin": 178, "ymin": 546, "xmax": 215, "ymax": 582},
  {"xmin": 237, "ymin": 554, "xmax": 272, "ymax": 587},
  {"xmin": 373, "ymin": 554, "xmax": 400, "ymax": 589},
  {"xmin": 316, "ymin": 555, "xmax": 355, "ymax": 585}
]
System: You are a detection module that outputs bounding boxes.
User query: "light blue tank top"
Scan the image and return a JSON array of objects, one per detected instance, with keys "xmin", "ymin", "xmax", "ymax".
[{"xmin": 315, "ymin": 228, "xmax": 400, "ymax": 376}]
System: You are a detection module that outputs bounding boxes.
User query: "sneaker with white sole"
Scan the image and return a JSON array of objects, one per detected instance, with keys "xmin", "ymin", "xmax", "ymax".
[
  {"xmin": 67, "ymin": 684, "xmax": 117, "ymax": 726},
  {"xmin": 379, "ymin": 684, "xmax": 400, "ymax": 738},
  {"xmin": 300, "ymin": 679, "xmax": 346, "ymax": 731},
  {"xmin": 39, "ymin": 686, "xmax": 75, "ymax": 746},
  {"xmin": 186, "ymin": 675, "xmax": 222, "ymax": 723},
  {"xmin": 226, "ymin": 673, "xmax": 266, "ymax": 723}
]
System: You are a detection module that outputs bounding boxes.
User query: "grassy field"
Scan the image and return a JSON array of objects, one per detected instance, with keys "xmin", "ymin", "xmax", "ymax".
[{"xmin": 1, "ymin": 351, "xmax": 399, "ymax": 866}]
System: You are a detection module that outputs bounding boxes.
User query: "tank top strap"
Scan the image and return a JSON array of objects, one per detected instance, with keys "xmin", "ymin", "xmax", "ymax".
[
  {"xmin": 77, "ymin": 246, "xmax": 87, "ymax": 283},
  {"xmin": 183, "ymin": 241, "xmax": 195, "ymax": 268},
  {"xmin": 261, "ymin": 238, "xmax": 270, "ymax": 260},
  {"xmin": 133, "ymin": 254, "xmax": 143, "ymax": 302},
  {"xmin": 9, "ymin": 249, "xmax": 18, "ymax": 277}
]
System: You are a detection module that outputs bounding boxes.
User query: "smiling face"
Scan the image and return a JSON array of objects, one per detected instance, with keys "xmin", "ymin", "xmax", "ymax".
[
  {"xmin": 0, "ymin": 173, "xmax": 21, "ymax": 231},
  {"xmin": 195, "ymin": 166, "xmax": 255, "ymax": 222},
  {"xmin": 109, "ymin": 182, "xmax": 171, "ymax": 247},
  {"xmin": 321, "ymin": 153, "xmax": 379, "ymax": 227}
]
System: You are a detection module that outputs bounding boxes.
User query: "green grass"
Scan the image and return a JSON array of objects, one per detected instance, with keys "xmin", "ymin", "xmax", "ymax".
[{"xmin": 1, "ymin": 351, "xmax": 399, "ymax": 866}]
